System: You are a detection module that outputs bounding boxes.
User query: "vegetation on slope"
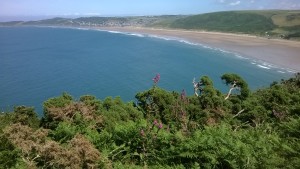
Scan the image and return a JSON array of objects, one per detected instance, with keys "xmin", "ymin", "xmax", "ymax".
[
  {"xmin": 1, "ymin": 73, "xmax": 300, "ymax": 168},
  {"xmin": 0, "ymin": 15, "xmax": 185, "ymax": 28},
  {"xmin": 151, "ymin": 10, "xmax": 300, "ymax": 39},
  {"xmin": 1, "ymin": 10, "xmax": 299, "ymax": 39},
  {"xmin": 168, "ymin": 11, "xmax": 276, "ymax": 34}
]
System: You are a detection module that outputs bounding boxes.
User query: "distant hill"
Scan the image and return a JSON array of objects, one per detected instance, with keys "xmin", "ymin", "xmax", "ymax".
[
  {"xmin": 167, "ymin": 11, "xmax": 276, "ymax": 34},
  {"xmin": 150, "ymin": 10, "xmax": 300, "ymax": 39},
  {"xmin": 1, "ymin": 10, "xmax": 300, "ymax": 39},
  {"xmin": 0, "ymin": 15, "xmax": 185, "ymax": 28}
]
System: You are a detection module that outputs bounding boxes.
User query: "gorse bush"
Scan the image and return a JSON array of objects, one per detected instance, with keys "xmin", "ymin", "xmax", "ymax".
[{"xmin": 0, "ymin": 73, "xmax": 300, "ymax": 168}]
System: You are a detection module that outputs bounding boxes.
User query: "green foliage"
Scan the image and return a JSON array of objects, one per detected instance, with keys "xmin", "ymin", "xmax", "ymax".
[
  {"xmin": 101, "ymin": 96, "xmax": 143, "ymax": 131},
  {"xmin": 170, "ymin": 11, "xmax": 276, "ymax": 34},
  {"xmin": 200, "ymin": 75, "xmax": 214, "ymax": 86},
  {"xmin": 177, "ymin": 123, "xmax": 285, "ymax": 168},
  {"xmin": 44, "ymin": 92, "xmax": 73, "ymax": 109},
  {"xmin": 275, "ymin": 117, "xmax": 300, "ymax": 168},
  {"xmin": 0, "ymin": 106, "xmax": 40, "ymax": 130},
  {"xmin": 221, "ymin": 73, "xmax": 250, "ymax": 100},
  {"xmin": 198, "ymin": 76, "xmax": 223, "ymax": 109},
  {"xmin": 1, "ymin": 73, "xmax": 300, "ymax": 168},
  {"xmin": 0, "ymin": 134, "xmax": 20, "ymax": 168},
  {"xmin": 41, "ymin": 92, "xmax": 73, "ymax": 129},
  {"xmin": 13, "ymin": 106, "xmax": 40, "ymax": 129},
  {"xmin": 50, "ymin": 121, "xmax": 77, "ymax": 143},
  {"xmin": 136, "ymin": 87, "xmax": 177, "ymax": 122},
  {"xmin": 80, "ymin": 95, "xmax": 102, "ymax": 110}
]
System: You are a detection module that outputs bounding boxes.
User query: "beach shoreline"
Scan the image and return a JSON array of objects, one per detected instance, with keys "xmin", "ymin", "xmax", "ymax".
[{"xmin": 93, "ymin": 26, "xmax": 300, "ymax": 72}]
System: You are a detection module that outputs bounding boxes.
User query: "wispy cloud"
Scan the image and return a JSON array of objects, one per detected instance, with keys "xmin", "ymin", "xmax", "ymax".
[
  {"xmin": 217, "ymin": 0, "xmax": 242, "ymax": 6},
  {"xmin": 60, "ymin": 12, "xmax": 101, "ymax": 16},
  {"xmin": 84, "ymin": 13, "xmax": 101, "ymax": 16},
  {"xmin": 277, "ymin": 0, "xmax": 300, "ymax": 9},
  {"xmin": 229, "ymin": 1, "xmax": 241, "ymax": 6}
]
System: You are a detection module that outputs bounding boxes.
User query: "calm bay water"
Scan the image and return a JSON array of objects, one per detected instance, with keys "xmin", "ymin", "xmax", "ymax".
[{"xmin": 0, "ymin": 27, "xmax": 293, "ymax": 115}]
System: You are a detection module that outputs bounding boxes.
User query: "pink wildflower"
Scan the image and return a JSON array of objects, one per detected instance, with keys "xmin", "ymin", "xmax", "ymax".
[
  {"xmin": 181, "ymin": 89, "xmax": 186, "ymax": 101},
  {"xmin": 158, "ymin": 122, "xmax": 163, "ymax": 129},
  {"xmin": 152, "ymin": 74, "xmax": 160, "ymax": 85},
  {"xmin": 140, "ymin": 129, "xmax": 145, "ymax": 137},
  {"xmin": 153, "ymin": 119, "xmax": 158, "ymax": 125}
]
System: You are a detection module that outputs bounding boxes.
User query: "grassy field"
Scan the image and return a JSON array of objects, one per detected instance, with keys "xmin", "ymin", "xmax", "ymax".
[
  {"xmin": 271, "ymin": 11, "xmax": 300, "ymax": 26},
  {"xmin": 170, "ymin": 11, "xmax": 275, "ymax": 34}
]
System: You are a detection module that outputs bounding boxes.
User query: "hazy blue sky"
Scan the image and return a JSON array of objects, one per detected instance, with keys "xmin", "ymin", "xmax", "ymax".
[{"xmin": 1, "ymin": 0, "xmax": 300, "ymax": 21}]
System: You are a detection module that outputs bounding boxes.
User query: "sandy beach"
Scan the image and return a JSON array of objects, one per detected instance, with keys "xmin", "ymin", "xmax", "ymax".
[{"xmin": 97, "ymin": 27, "xmax": 300, "ymax": 72}]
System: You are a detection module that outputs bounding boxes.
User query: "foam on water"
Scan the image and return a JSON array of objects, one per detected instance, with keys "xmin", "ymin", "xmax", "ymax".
[
  {"xmin": 9, "ymin": 26, "xmax": 299, "ymax": 75},
  {"xmin": 257, "ymin": 64, "xmax": 271, "ymax": 69},
  {"xmin": 99, "ymin": 30, "xmax": 145, "ymax": 37},
  {"xmin": 106, "ymin": 30, "xmax": 123, "ymax": 34},
  {"xmin": 277, "ymin": 70, "xmax": 285, "ymax": 74},
  {"xmin": 111, "ymin": 29, "xmax": 298, "ymax": 76}
]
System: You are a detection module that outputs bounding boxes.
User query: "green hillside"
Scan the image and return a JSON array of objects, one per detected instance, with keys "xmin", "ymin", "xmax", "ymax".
[
  {"xmin": 1, "ymin": 10, "xmax": 300, "ymax": 39},
  {"xmin": 168, "ymin": 11, "xmax": 276, "ymax": 34},
  {"xmin": 150, "ymin": 10, "xmax": 300, "ymax": 39}
]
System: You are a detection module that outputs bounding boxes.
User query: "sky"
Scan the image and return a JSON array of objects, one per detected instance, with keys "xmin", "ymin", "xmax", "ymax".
[{"xmin": 1, "ymin": 0, "xmax": 300, "ymax": 21}]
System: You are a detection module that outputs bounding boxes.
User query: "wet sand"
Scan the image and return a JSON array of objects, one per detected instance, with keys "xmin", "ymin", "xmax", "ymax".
[{"xmin": 97, "ymin": 27, "xmax": 300, "ymax": 72}]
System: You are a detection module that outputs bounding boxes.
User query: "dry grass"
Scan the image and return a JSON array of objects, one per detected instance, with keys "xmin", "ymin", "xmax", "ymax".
[{"xmin": 271, "ymin": 11, "xmax": 300, "ymax": 27}]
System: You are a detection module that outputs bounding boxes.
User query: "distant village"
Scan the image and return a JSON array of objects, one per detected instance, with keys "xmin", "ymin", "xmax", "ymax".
[{"xmin": 0, "ymin": 16, "xmax": 178, "ymax": 28}]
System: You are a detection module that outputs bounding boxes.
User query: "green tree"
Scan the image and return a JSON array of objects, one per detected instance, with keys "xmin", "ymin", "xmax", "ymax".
[
  {"xmin": 13, "ymin": 106, "xmax": 40, "ymax": 129},
  {"xmin": 221, "ymin": 73, "xmax": 250, "ymax": 100},
  {"xmin": 136, "ymin": 87, "xmax": 177, "ymax": 123},
  {"xmin": 41, "ymin": 92, "xmax": 74, "ymax": 129},
  {"xmin": 0, "ymin": 133, "xmax": 21, "ymax": 168}
]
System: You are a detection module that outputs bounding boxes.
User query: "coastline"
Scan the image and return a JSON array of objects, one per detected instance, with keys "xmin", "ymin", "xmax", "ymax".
[{"xmin": 95, "ymin": 26, "xmax": 300, "ymax": 72}]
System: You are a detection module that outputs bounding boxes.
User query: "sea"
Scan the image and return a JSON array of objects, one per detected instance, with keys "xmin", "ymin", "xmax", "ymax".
[{"xmin": 0, "ymin": 26, "xmax": 295, "ymax": 116}]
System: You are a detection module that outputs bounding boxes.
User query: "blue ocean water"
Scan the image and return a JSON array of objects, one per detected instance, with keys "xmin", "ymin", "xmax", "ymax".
[{"xmin": 0, "ymin": 27, "xmax": 294, "ymax": 115}]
